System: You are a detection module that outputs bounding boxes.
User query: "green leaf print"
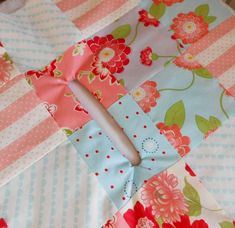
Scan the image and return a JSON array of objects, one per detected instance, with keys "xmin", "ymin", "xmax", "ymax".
[
  {"xmin": 219, "ymin": 221, "xmax": 235, "ymax": 228},
  {"xmin": 88, "ymin": 72, "xmax": 95, "ymax": 84},
  {"xmin": 63, "ymin": 128, "xmax": 73, "ymax": 136},
  {"xmin": 150, "ymin": 3, "xmax": 166, "ymax": 19},
  {"xmin": 204, "ymin": 16, "xmax": 217, "ymax": 24},
  {"xmin": 193, "ymin": 68, "xmax": 212, "ymax": 79},
  {"xmin": 195, "ymin": 115, "xmax": 221, "ymax": 135},
  {"xmin": 183, "ymin": 177, "xmax": 202, "ymax": 216},
  {"xmin": 111, "ymin": 24, "xmax": 131, "ymax": 39},
  {"xmin": 164, "ymin": 100, "xmax": 185, "ymax": 128},
  {"xmin": 195, "ymin": 4, "xmax": 209, "ymax": 17}
]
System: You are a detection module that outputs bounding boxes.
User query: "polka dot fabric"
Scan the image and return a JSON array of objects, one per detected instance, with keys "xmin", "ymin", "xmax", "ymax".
[{"xmin": 69, "ymin": 94, "xmax": 180, "ymax": 208}]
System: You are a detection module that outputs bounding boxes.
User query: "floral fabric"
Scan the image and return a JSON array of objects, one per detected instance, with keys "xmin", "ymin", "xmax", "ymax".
[
  {"xmin": 103, "ymin": 160, "xmax": 235, "ymax": 228},
  {"xmin": 26, "ymin": 41, "xmax": 127, "ymax": 131}
]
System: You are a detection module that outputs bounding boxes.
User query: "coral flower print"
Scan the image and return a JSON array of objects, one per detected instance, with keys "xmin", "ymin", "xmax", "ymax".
[
  {"xmin": 131, "ymin": 80, "xmax": 160, "ymax": 113},
  {"xmin": 141, "ymin": 171, "xmax": 188, "ymax": 224},
  {"xmin": 123, "ymin": 201, "xmax": 159, "ymax": 228},
  {"xmin": 87, "ymin": 35, "xmax": 131, "ymax": 83},
  {"xmin": 157, "ymin": 123, "xmax": 190, "ymax": 156},
  {"xmin": 171, "ymin": 12, "xmax": 208, "ymax": 44},
  {"xmin": 139, "ymin": 10, "xmax": 160, "ymax": 27},
  {"xmin": 174, "ymin": 53, "xmax": 201, "ymax": 70},
  {"xmin": 153, "ymin": 0, "xmax": 184, "ymax": 6},
  {"xmin": 0, "ymin": 56, "xmax": 13, "ymax": 86},
  {"xmin": 162, "ymin": 215, "xmax": 208, "ymax": 228}
]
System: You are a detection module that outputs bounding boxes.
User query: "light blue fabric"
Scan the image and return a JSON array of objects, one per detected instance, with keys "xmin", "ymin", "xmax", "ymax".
[
  {"xmin": 69, "ymin": 94, "xmax": 180, "ymax": 208},
  {"xmin": 0, "ymin": 0, "xmax": 82, "ymax": 72}
]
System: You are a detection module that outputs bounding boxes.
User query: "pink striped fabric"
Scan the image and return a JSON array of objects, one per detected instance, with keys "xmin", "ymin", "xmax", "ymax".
[
  {"xmin": 0, "ymin": 74, "xmax": 66, "ymax": 186},
  {"xmin": 54, "ymin": 0, "xmax": 139, "ymax": 37},
  {"xmin": 186, "ymin": 16, "xmax": 235, "ymax": 97}
]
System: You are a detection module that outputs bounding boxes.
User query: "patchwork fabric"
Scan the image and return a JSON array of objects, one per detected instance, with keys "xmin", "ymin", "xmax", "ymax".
[
  {"xmin": 0, "ymin": 53, "xmax": 66, "ymax": 186},
  {"xmin": 185, "ymin": 16, "xmax": 235, "ymax": 97},
  {"xmin": 0, "ymin": 0, "xmax": 235, "ymax": 227},
  {"xmin": 69, "ymin": 94, "xmax": 180, "ymax": 208},
  {"xmin": 0, "ymin": 0, "xmax": 81, "ymax": 71},
  {"xmin": 54, "ymin": 0, "xmax": 140, "ymax": 38},
  {"xmin": 103, "ymin": 160, "xmax": 235, "ymax": 228}
]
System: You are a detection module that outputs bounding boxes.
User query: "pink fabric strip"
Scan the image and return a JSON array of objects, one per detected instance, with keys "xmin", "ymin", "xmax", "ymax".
[
  {"xmin": 56, "ymin": 0, "xmax": 86, "ymax": 12},
  {"xmin": 0, "ymin": 117, "xmax": 59, "ymax": 171},
  {"xmin": 72, "ymin": 0, "xmax": 127, "ymax": 30},
  {"xmin": 0, "ymin": 74, "xmax": 23, "ymax": 94},
  {"xmin": 206, "ymin": 44, "xmax": 235, "ymax": 77},
  {"xmin": 0, "ymin": 90, "xmax": 40, "ymax": 131},
  {"xmin": 186, "ymin": 16, "xmax": 235, "ymax": 56}
]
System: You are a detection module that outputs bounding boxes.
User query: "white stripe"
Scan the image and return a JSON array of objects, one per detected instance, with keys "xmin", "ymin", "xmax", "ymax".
[
  {"xmin": 0, "ymin": 79, "xmax": 32, "ymax": 111},
  {"xmin": 196, "ymin": 28, "xmax": 235, "ymax": 66},
  {"xmin": 81, "ymin": 0, "xmax": 140, "ymax": 39},
  {"xmin": 0, "ymin": 130, "xmax": 66, "ymax": 187},
  {"xmin": 219, "ymin": 64, "xmax": 235, "ymax": 88},
  {"xmin": 0, "ymin": 104, "xmax": 49, "ymax": 150},
  {"xmin": 66, "ymin": 0, "xmax": 101, "ymax": 21}
]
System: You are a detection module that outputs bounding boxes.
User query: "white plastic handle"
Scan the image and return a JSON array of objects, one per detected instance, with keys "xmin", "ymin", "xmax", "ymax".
[{"xmin": 69, "ymin": 80, "xmax": 141, "ymax": 166}]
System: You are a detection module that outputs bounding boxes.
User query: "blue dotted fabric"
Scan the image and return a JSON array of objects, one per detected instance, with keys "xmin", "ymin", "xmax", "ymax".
[{"xmin": 69, "ymin": 95, "xmax": 180, "ymax": 208}]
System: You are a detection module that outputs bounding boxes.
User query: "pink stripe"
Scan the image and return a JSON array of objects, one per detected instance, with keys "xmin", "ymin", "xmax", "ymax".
[
  {"xmin": 0, "ymin": 91, "xmax": 41, "ymax": 131},
  {"xmin": 206, "ymin": 45, "xmax": 235, "ymax": 77},
  {"xmin": 187, "ymin": 16, "xmax": 235, "ymax": 56},
  {"xmin": 0, "ymin": 117, "xmax": 59, "ymax": 171},
  {"xmin": 73, "ymin": 0, "xmax": 127, "ymax": 30},
  {"xmin": 0, "ymin": 74, "xmax": 24, "ymax": 94},
  {"xmin": 56, "ymin": 0, "xmax": 86, "ymax": 12}
]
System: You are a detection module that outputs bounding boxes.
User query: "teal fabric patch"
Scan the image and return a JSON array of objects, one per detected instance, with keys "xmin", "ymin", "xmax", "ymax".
[{"xmin": 69, "ymin": 95, "xmax": 180, "ymax": 208}]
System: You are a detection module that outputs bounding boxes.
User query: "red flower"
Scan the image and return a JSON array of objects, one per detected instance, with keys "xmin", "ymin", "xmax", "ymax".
[
  {"xmin": 0, "ymin": 218, "xmax": 7, "ymax": 228},
  {"xmin": 131, "ymin": 80, "xmax": 160, "ymax": 113},
  {"xmin": 26, "ymin": 59, "xmax": 57, "ymax": 79},
  {"xmin": 74, "ymin": 102, "xmax": 88, "ymax": 114},
  {"xmin": 139, "ymin": 10, "xmax": 160, "ymax": 27},
  {"xmin": 153, "ymin": 0, "xmax": 184, "ymax": 6},
  {"xmin": 87, "ymin": 35, "xmax": 131, "ymax": 83},
  {"xmin": 171, "ymin": 12, "xmax": 208, "ymax": 44},
  {"xmin": 156, "ymin": 122, "xmax": 190, "ymax": 157},
  {"xmin": 174, "ymin": 53, "xmax": 201, "ymax": 70},
  {"xmin": 123, "ymin": 201, "xmax": 159, "ymax": 228},
  {"xmin": 140, "ymin": 47, "xmax": 153, "ymax": 66},
  {"xmin": 185, "ymin": 163, "xmax": 196, "ymax": 177},
  {"xmin": 162, "ymin": 215, "xmax": 208, "ymax": 228}
]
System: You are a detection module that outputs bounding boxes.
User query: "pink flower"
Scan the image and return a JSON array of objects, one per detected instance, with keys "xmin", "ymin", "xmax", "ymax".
[
  {"xmin": 131, "ymin": 81, "xmax": 160, "ymax": 113},
  {"xmin": 87, "ymin": 35, "xmax": 131, "ymax": 83},
  {"xmin": 0, "ymin": 57, "xmax": 13, "ymax": 85},
  {"xmin": 141, "ymin": 171, "xmax": 188, "ymax": 224},
  {"xmin": 140, "ymin": 47, "xmax": 154, "ymax": 66},
  {"xmin": 156, "ymin": 122, "xmax": 190, "ymax": 157},
  {"xmin": 174, "ymin": 53, "xmax": 201, "ymax": 70},
  {"xmin": 139, "ymin": 10, "xmax": 160, "ymax": 27},
  {"xmin": 153, "ymin": 0, "xmax": 184, "ymax": 6},
  {"xmin": 123, "ymin": 201, "xmax": 160, "ymax": 228},
  {"xmin": 171, "ymin": 12, "xmax": 208, "ymax": 44}
]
